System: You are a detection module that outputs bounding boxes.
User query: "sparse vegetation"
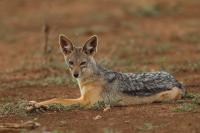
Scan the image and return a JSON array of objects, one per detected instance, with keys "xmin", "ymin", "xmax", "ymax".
[
  {"xmin": 184, "ymin": 92, "xmax": 200, "ymax": 105},
  {"xmin": 184, "ymin": 92, "xmax": 199, "ymax": 99},
  {"xmin": 104, "ymin": 128, "xmax": 116, "ymax": 133},
  {"xmin": 20, "ymin": 130, "xmax": 74, "ymax": 133},
  {"xmin": 47, "ymin": 101, "xmax": 109, "ymax": 111},
  {"xmin": 0, "ymin": 100, "xmax": 29, "ymax": 116},
  {"xmin": 137, "ymin": 122, "xmax": 160, "ymax": 131},
  {"xmin": 172, "ymin": 92, "xmax": 200, "ymax": 112},
  {"xmin": 172, "ymin": 103, "xmax": 197, "ymax": 112},
  {"xmin": 136, "ymin": 42, "xmax": 172, "ymax": 55},
  {"xmin": 90, "ymin": 101, "xmax": 106, "ymax": 110},
  {"xmin": 70, "ymin": 25, "xmax": 111, "ymax": 35},
  {"xmin": 124, "ymin": 2, "xmax": 182, "ymax": 17},
  {"xmin": 48, "ymin": 103, "xmax": 83, "ymax": 111},
  {"xmin": 163, "ymin": 60, "xmax": 200, "ymax": 74},
  {"xmin": 0, "ymin": 101, "xmax": 107, "ymax": 116},
  {"xmin": 0, "ymin": 74, "xmax": 76, "ymax": 89},
  {"xmin": 179, "ymin": 32, "xmax": 200, "ymax": 44}
]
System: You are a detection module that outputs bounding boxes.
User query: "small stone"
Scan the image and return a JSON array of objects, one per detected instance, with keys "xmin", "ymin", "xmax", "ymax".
[
  {"xmin": 103, "ymin": 105, "xmax": 111, "ymax": 112},
  {"xmin": 33, "ymin": 118, "xmax": 38, "ymax": 121},
  {"xmin": 93, "ymin": 115, "xmax": 102, "ymax": 120},
  {"xmin": 124, "ymin": 120, "xmax": 130, "ymax": 123}
]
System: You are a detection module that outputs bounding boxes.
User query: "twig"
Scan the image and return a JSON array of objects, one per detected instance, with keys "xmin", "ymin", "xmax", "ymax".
[
  {"xmin": 42, "ymin": 22, "xmax": 53, "ymax": 66},
  {"xmin": 43, "ymin": 22, "xmax": 50, "ymax": 55},
  {"xmin": 0, "ymin": 121, "xmax": 40, "ymax": 130}
]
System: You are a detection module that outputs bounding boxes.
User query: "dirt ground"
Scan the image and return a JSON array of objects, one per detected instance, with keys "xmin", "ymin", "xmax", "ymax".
[{"xmin": 0, "ymin": 0, "xmax": 200, "ymax": 133}]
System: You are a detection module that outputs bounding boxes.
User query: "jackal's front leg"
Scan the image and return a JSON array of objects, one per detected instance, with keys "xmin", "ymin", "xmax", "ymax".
[
  {"xmin": 39, "ymin": 97, "xmax": 89, "ymax": 106},
  {"xmin": 27, "ymin": 96, "xmax": 89, "ymax": 112}
]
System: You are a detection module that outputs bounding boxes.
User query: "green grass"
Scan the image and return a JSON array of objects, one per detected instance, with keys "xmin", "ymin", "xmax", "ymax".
[
  {"xmin": 21, "ymin": 129, "xmax": 115, "ymax": 133},
  {"xmin": 48, "ymin": 103, "xmax": 84, "ymax": 111},
  {"xmin": 0, "ymin": 101, "xmax": 108, "ymax": 116},
  {"xmin": 125, "ymin": 2, "xmax": 181, "ymax": 17},
  {"xmin": 119, "ymin": 20, "xmax": 136, "ymax": 30},
  {"xmin": 0, "ymin": 100, "xmax": 29, "ymax": 116},
  {"xmin": 137, "ymin": 122, "xmax": 160, "ymax": 131},
  {"xmin": 46, "ymin": 101, "xmax": 108, "ymax": 112},
  {"xmin": 0, "ymin": 21, "xmax": 20, "ymax": 44},
  {"xmin": 170, "ymin": 32, "xmax": 200, "ymax": 44},
  {"xmin": 70, "ymin": 26, "xmax": 111, "ymax": 35},
  {"xmin": 156, "ymin": 56, "xmax": 169, "ymax": 65},
  {"xmin": 48, "ymin": 101, "xmax": 109, "ymax": 111},
  {"xmin": 172, "ymin": 92, "xmax": 200, "ymax": 112},
  {"xmin": 0, "ymin": 75, "xmax": 76, "ymax": 89},
  {"xmin": 90, "ymin": 101, "xmax": 106, "ymax": 110},
  {"xmin": 0, "ymin": 96, "xmax": 16, "ymax": 103},
  {"xmin": 155, "ymin": 43, "xmax": 172, "ymax": 54},
  {"xmin": 50, "ymin": 131, "xmax": 66, "ymax": 133},
  {"xmin": 0, "ymin": 101, "xmax": 107, "ymax": 116},
  {"xmin": 137, "ymin": 42, "xmax": 172, "ymax": 55},
  {"xmin": 0, "ymin": 58, "xmax": 77, "ymax": 89},
  {"xmin": 197, "ymin": 45, "xmax": 200, "ymax": 53},
  {"xmin": 51, "ymin": 131, "xmax": 74, "ymax": 133},
  {"xmin": 135, "ymin": 4, "xmax": 163, "ymax": 17},
  {"xmin": 181, "ymin": 32, "xmax": 200, "ymax": 44},
  {"xmin": 184, "ymin": 92, "xmax": 199, "ymax": 99},
  {"xmin": 184, "ymin": 92, "xmax": 200, "ymax": 105},
  {"xmin": 104, "ymin": 128, "xmax": 116, "ymax": 133},
  {"xmin": 87, "ymin": 12, "xmax": 112, "ymax": 21},
  {"xmin": 161, "ymin": 60, "xmax": 200, "ymax": 74},
  {"xmin": 20, "ymin": 130, "xmax": 74, "ymax": 133},
  {"xmin": 172, "ymin": 103, "xmax": 197, "ymax": 112}
]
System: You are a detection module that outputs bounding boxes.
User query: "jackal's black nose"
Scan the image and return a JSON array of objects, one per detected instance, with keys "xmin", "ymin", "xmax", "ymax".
[{"xmin": 73, "ymin": 73, "xmax": 79, "ymax": 78}]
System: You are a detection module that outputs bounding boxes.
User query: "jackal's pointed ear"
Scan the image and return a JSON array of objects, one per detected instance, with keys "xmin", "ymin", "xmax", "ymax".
[
  {"xmin": 83, "ymin": 35, "xmax": 98, "ymax": 55},
  {"xmin": 59, "ymin": 34, "xmax": 74, "ymax": 55}
]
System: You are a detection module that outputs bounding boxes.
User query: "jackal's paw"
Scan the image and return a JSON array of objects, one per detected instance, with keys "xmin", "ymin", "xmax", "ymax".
[{"xmin": 26, "ymin": 101, "xmax": 48, "ymax": 112}]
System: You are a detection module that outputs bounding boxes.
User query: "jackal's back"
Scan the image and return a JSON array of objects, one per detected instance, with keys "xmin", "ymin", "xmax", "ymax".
[{"xmin": 100, "ymin": 68, "xmax": 184, "ymax": 97}]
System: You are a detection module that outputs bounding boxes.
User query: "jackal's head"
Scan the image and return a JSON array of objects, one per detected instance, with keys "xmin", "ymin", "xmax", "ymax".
[{"xmin": 59, "ymin": 35, "xmax": 98, "ymax": 79}]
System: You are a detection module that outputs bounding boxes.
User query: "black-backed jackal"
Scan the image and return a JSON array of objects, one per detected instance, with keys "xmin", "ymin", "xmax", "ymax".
[{"xmin": 28, "ymin": 35, "xmax": 186, "ymax": 111}]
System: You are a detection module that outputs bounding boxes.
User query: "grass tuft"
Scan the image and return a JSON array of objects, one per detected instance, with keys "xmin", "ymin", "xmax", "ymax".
[
  {"xmin": 137, "ymin": 122, "xmax": 159, "ymax": 131},
  {"xmin": 172, "ymin": 103, "xmax": 197, "ymax": 112},
  {"xmin": 172, "ymin": 92, "xmax": 200, "ymax": 112},
  {"xmin": 184, "ymin": 92, "xmax": 200, "ymax": 99},
  {"xmin": 162, "ymin": 60, "xmax": 200, "ymax": 74},
  {"xmin": 0, "ymin": 100, "xmax": 29, "ymax": 116},
  {"xmin": 48, "ymin": 103, "xmax": 83, "ymax": 111},
  {"xmin": 20, "ymin": 129, "xmax": 74, "ymax": 133},
  {"xmin": 104, "ymin": 128, "xmax": 115, "ymax": 133},
  {"xmin": 48, "ymin": 101, "xmax": 108, "ymax": 111},
  {"xmin": 1, "ymin": 75, "xmax": 76, "ymax": 89},
  {"xmin": 90, "ymin": 101, "xmax": 106, "ymax": 110},
  {"xmin": 125, "ymin": 2, "xmax": 181, "ymax": 17}
]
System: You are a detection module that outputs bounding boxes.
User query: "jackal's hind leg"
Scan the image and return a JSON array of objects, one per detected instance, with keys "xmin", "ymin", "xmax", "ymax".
[{"xmin": 156, "ymin": 87, "xmax": 183, "ymax": 102}]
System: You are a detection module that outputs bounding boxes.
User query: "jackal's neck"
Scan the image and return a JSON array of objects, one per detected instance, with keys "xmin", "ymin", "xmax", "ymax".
[{"xmin": 77, "ymin": 63, "xmax": 108, "ymax": 87}]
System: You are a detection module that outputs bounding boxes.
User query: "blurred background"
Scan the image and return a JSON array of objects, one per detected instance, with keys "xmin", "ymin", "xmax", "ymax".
[
  {"xmin": 0, "ymin": 0, "xmax": 200, "ymax": 133},
  {"xmin": 0, "ymin": 0, "xmax": 200, "ymax": 73}
]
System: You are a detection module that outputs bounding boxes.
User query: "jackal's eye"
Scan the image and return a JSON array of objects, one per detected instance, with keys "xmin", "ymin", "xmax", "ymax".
[
  {"xmin": 80, "ymin": 61, "xmax": 87, "ymax": 66},
  {"xmin": 68, "ymin": 61, "xmax": 74, "ymax": 65}
]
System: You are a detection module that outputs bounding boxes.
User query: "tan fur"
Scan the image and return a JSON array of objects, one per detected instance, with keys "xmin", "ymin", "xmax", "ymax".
[
  {"xmin": 37, "ymin": 79, "xmax": 104, "ymax": 107},
  {"xmin": 37, "ymin": 85, "xmax": 183, "ymax": 107},
  {"xmin": 156, "ymin": 87, "xmax": 183, "ymax": 101},
  {"xmin": 119, "ymin": 87, "xmax": 183, "ymax": 105}
]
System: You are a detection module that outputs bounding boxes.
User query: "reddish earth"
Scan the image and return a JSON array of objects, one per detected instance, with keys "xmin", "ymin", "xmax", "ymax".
[{"xmin": 0, "ymin": 0, "xmax": 200, "ymax": 133}]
